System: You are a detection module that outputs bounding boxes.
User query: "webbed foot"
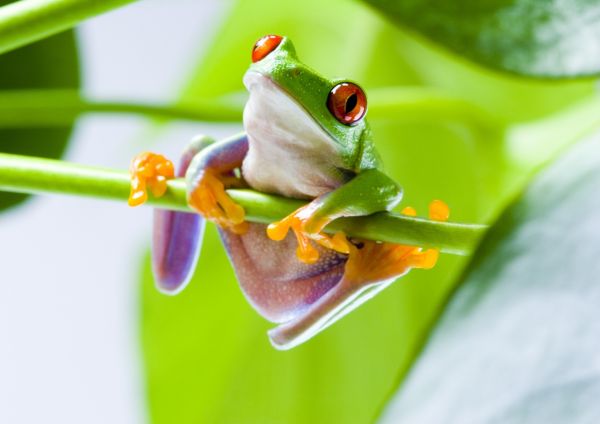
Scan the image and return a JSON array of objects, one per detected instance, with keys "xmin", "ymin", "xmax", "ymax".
[
  {"xmin": 267, "ymin": 203, "xmax": 351, "ymax": 264},
  {"xmin": 188, "ymin": 169, "xmax": 248, "ymax": 234},
  {"xmin": 128, "ymin": 152, "xmax": 175, "ymax": 206},
  {"xmin": 345, "ymin": 240, "xmax": 439, "ymax": 286},
  {"xmin": 357, "ymin": 198, "xmax": 451, "ymax": 275}
]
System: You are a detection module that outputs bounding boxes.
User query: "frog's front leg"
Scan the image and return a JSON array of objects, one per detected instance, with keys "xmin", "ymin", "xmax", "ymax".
[
  {"xmin": 267, "ymin": 168, "xmax": 403, "ymax": 263},
  {"xmin": 185, "ymin": 133, "xmax": 249, "ymax": 234}
]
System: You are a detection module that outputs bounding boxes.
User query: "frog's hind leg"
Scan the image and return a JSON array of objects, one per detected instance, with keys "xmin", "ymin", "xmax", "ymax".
[
  {"xmin": 128, "ymin": 136, "xmax": 215, "ymax": 294},
  {"xmin": 142, "ymin": 136, "xmax": 214, "ymax": 294},
  {"xmin": 218, "ymin": 223, "xmax": 348, "ymax": 325},
  {"xmin": 151, "ymin": 136, "xmax": 220, "ymax": 294},
  {"xmin": 268, "ymin": 201, "xmax": 449, "ymax": 350},
  {"xmin": 153, "ymin": 132, "xmax": 248, "ymax": 293}
]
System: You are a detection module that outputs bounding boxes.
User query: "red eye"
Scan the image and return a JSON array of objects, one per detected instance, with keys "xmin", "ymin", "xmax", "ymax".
[
  {"xmin": 252, "ymin": 34, "xmax": 283, "ymax": 63},
  {"xmin": 327, "ymin": 82, "xmax": 367, "ymax": 125}
]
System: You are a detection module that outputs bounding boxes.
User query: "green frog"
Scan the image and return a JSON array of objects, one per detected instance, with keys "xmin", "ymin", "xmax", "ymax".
[{"xmin": 128, "ymin": 35, "xmax": 448, "ymax": 349}]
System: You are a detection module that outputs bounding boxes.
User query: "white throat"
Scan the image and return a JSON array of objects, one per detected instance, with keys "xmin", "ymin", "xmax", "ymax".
[{"xmin": 241, "ymin": 71, "xmax": 344, "ymax": 199}]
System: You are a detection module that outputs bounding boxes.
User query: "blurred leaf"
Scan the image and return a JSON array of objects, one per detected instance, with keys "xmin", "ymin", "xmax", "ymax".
[
  {"xmin": 0, "ymin": 0, "xmax": 80, "ymax": 211},
  {"xmin": 141, "ymin": 0, "xmax": 600, "ymax": 423},
  {"xmin": 379, "ymin": 28, "xmax": 596, "ymax": 123},
  {"xmin": 362, "ymin": 0, "xmax": 600, "ymax": 78},
  {"xmin": 380, "ymin": 133, "xmax": 600, "ymax": 423}
]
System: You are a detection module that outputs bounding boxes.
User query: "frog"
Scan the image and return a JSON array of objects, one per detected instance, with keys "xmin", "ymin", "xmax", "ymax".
[{"xmin": 128, "ymin": 35, "xmax": 449, "ymax": 350}]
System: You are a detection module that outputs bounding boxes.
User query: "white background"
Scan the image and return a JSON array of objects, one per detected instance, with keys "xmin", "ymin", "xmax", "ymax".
[{"xmin": 0, "ymin": 1, "xmax": 237, "ymax": 422}]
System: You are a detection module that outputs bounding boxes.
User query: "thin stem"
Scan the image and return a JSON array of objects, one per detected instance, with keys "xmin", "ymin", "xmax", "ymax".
[
  {"xmin": 0, "ymin": 0, "xmax": 138, "ymax": 55},
  {"xmin": 0, "ymin": 89, "xmax": 243, "ymax": 127},
  {"xmin": 0, "ymin": 87, "xmax": 498, "ymax": 131},
  {"xmin": 0, "ymin": 153, "xmax": 486, "ymax": 255}
]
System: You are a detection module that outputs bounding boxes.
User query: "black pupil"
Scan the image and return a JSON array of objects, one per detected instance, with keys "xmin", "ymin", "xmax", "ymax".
[{"xmin": 345, "ymin": 93, "xmax": 357, "ymax": 114}]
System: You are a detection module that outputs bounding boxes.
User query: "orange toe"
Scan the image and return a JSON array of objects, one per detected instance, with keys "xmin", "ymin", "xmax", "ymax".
[
  {"xmin": 266, "ymin": 205, "xmax": 349, "ymax": 264},
  {"xmin": 267, "ymin": 219, "xmax": 290, "ymax": 241},
  {"xmin": 128, "ymin": 152, "xmax": 174, "ymax": 207},
  {"xmin": 429, "ymin": 199, "xmax": 450, "ymax": 221},
  {"xmin": 410, "ymin": 248, "xmax": 439, "ymax": 269},
  {"xmin": 402, "ymin": 206, "xmax": 417, "ymax": 216},
  {"xmin": 188, "ymin": 169, "xmax": 247, "ymax": 234}
]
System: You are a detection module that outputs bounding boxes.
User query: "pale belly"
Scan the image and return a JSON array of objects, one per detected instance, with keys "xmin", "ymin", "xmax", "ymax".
[{"xmin": 241, "ymin": 136, "xmax": 345, "ymax": 199}]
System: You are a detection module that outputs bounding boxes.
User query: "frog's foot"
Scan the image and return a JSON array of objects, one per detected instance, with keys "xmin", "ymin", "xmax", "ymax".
[
  {"xmin": 188, "ymin": 169, "xmax": 248, "ymax": 235},
  {"xmin": 266, "ymin": 204, "xmax": 351, "ymax": 264},
  {"xmin": 348, "ymin": 198, "xmax": 451, "ymax": 279},
  {"xmin": 267, "ymin": 199, "xmax": 450, "ymax": 349},
  {"xmin": 402, "ymin": 199, "xmax": 449, "ymax": 222},
  {"xmin": 128, "ymin": 152, "xmax": 175, "ymax": 207},
  {"xmin": 346, "ymin": 241, "xmax": 439, "ymax": 286},
  {"xmin": 428, "ymin": 199, "xmax": 450, "ymax": 222}
]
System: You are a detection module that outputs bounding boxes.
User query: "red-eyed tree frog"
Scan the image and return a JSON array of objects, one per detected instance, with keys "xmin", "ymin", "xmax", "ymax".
[{"xmin": 128, "ymin": 35, "xmax": 449, "ymax": 350}]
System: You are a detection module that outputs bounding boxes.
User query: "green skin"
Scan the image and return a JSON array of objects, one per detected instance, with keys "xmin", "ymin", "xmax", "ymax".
[{"xmin": 189, "ymin": 36, "xmax": 402, "ymax": 231}]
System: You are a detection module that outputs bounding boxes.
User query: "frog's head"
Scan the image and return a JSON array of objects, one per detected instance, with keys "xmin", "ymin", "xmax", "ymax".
[{"xmin": 244, "ymin": 35, "xmax": 370, "ymax": 168}]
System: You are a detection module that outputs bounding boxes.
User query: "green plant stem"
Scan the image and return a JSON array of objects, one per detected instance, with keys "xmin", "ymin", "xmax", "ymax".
[
  {"xmin": 0, "ymin": 89, "xmax": 243, "ymax": 127},
  {"xmin": 0, "ymin": 88, "xmax": 498, "ymax": 131},
  {"xmin": 0, "ymin": 0, "xmax": 138, "ymax": 55},
  {"xmin": 0, "ymin": 153, "xmax": 486, "ymax": 255}
]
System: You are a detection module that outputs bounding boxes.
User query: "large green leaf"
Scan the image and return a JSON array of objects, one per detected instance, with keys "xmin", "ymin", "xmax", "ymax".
[
  {"xmin": 362, "ymin": 0, "xmax": 600, "ymax": 79},
  {"xmin": 380, "ymin": 132, "xmax": 600, "ymax": 422},
  {"xmin": 0, "ymin": 0, "xmax": 80, "ymax": 211}
]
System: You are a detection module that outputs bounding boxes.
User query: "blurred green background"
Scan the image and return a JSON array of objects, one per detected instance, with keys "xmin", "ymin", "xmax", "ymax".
[
  {"xmin": 139, "ymin": 1, "xmax": 598, "ymax": 423},
  {"xmin": 1, "ymin": 0, "xmax": 599, "ymax": 423}
]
